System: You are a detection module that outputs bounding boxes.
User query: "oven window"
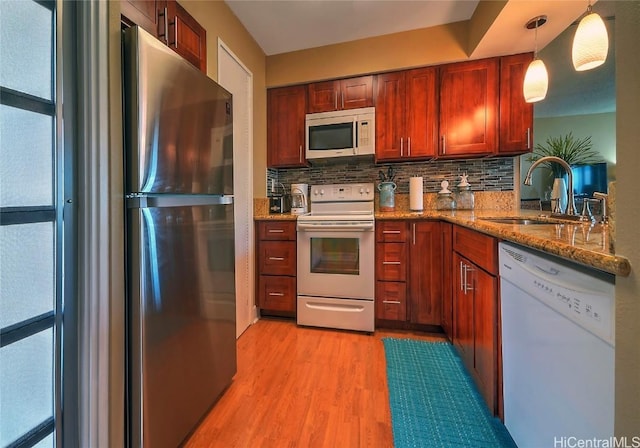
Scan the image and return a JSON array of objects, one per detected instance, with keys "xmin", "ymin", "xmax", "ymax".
[
  {"xmin": 308, "ymin": 123, "xmax": 353, "ymax": 150},
  {"xmin": 310, "ymin": 237, "xmax": 359, "ymax": 275}
]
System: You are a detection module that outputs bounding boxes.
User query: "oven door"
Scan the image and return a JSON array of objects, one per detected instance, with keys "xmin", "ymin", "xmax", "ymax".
[{"xmin": 296, "ymin": 221, "xmax": 374, "ymax": 299}]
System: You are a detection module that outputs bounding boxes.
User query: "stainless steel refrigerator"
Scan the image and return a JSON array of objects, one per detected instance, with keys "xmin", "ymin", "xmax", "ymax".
[{"xmin": 123, "ymin": 26, "xmax": 236, "ymax": 448}]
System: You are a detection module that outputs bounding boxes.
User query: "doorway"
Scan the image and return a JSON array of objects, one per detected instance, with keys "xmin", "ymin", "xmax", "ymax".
[{"xmin": 217, "ymin": 39, "xmax": 255, "ymax": 338}]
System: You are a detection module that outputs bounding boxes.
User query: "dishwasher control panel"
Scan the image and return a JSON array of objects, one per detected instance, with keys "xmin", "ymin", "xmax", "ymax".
[{"xmin": 499, "ymin": 242, "xmax": 615, "ymax": 346}]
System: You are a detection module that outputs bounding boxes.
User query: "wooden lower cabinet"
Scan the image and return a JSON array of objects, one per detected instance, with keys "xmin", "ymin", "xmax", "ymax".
[
  {"xmin": 256, "ymin": 221, "xmax": 297, "ymax": 315},
  {"xmin": 375, "ymin": 220, "xmax": 443, "ymax": 328},
  {"xmin": 409, "ymin": 221, "xmax": 443, "ymax": 325},
  {"xmin": 452, "ymin": 225, "xmax": 499, "ymax": 414}
]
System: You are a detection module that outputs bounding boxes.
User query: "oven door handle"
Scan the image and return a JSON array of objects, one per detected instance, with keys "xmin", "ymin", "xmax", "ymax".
[{"xmin": 297, "ymin": 221, "xmax": 374, "ymax": 232}]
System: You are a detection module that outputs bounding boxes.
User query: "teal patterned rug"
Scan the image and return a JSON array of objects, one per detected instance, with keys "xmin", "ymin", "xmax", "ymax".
[{"xmin": 382, "ymin": 338, "xmax": 517, "ymax": 448}]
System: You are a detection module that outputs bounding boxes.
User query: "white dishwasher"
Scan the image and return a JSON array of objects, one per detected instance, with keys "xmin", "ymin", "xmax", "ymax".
[{"xmin": 499, "ymin": 242, "xmax": 615, "ymax": 448}]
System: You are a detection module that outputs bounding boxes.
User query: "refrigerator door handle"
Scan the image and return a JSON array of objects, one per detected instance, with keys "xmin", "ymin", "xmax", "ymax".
[{"xmin": 126, "ymin": 194, "xmax": 234, "ymax": 209}]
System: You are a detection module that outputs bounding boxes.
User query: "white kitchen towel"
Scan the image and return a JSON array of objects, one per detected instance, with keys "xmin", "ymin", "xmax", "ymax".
[{"xmin": 410, "ymin": 177, "xmax": 424, "ymax": 211}]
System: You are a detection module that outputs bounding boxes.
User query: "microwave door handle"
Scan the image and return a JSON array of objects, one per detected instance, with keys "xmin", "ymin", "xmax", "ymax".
[{"xmin": 353, "ymin": 119, "xmax": 358, "ymax": 154}]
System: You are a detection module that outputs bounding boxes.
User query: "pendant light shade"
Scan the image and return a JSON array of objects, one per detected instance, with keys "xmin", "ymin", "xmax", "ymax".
[
  {"xmin": 572, "ymin": 7, "xmax": 609, "ymax": 71},
  {"xmin": 523, "ymin": 59, "xmax": 549, "ymax": 103},
  {"xmin": 523, "ymin": 15, "xmax": 548, "ymax": 103}
]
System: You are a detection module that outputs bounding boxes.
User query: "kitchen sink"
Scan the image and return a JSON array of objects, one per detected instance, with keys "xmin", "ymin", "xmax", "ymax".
[{"xmin": 480, "ymin": 217, "xmax": 557, "ymax": 225}]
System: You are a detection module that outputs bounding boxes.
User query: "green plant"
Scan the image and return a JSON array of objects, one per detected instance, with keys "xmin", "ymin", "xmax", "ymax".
[{"xmin": 527, "ymin": 132, "xmax": 603, "ymax": 178}]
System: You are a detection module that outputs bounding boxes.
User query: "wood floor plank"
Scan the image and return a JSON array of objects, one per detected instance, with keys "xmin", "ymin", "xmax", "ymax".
[{"xmin": 184, "ymin": 318, "xmax": 446, "ymax": 447}]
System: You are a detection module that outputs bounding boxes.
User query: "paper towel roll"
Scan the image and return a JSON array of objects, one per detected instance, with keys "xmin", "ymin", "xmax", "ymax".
[{"xmin": 410, "ymin": 177, "xmax": 424, "ymax": 211}]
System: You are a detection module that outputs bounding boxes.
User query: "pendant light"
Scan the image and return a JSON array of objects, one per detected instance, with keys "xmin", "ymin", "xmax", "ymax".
[
  {"xmin": 523, "ymin": 15, "xmax": 549, "ymax": 103},
  {"xmin": 572, "ymin": 1, "xmax": 609, "ymax": 71}
]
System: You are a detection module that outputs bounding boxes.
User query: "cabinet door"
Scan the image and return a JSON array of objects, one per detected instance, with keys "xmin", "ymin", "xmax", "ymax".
[
  {"xmin": 453, "ymin": 253, "xmax": 473, "ymax": 367},
  {"xmin": 307, "ymin": 80, "xmax": 340, "ymax": 113},
  {"xmin": 405, "ymin": 67, "xmax": 438, "ymax": 159},
  {"xmin": 375, "ymin": 72, "xmax": 406, "ymax": 161},
  {"xmin": 121, "ymin": 0, "xmax": 163, "ymax": 37},
  {"xmin": 472, "ymin": 265, "xmax": 498, "ymax": 414},
  {"xmin": 340, "ymin": 75, "xmax": 374, "ymax": 110},
  {"xmin": 440, "ymin": 222, "xmax": 453, "ymax": 338},
  {"xmin": 169, "ymin": 2, "xmax": 207, "ymax": 73},
  {"xmin": 498, "ymin": 53, "xmax": 534, "ymax": 155},
  {"xmin": 439, "ymin": 59, "xmax": 498, "ymax": 157},
  {"xmin": 308, "ymin": 76, "xmax": 374, "ymax": 112},
  {"xmin": 267, "ymin": 85, "xmax": 308, "ymax": 167},
  {"xmin": 408, "ymin": 222, "xmax": 442, "ymax": 325}
]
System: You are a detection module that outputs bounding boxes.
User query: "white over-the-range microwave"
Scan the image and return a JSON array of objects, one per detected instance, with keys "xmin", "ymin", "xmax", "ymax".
[{"xmin": 305, "ymin": 106, "xmax": 375, "ymax": 160}]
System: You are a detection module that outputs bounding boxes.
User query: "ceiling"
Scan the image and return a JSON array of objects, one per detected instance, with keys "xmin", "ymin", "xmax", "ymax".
[
  {"xmin": 224, "ymin": 0, "xmax": 480, "ymax": 56},
  {"xmin": 225, "ymin": 0, "xmax": 615, "ymax": 117}
]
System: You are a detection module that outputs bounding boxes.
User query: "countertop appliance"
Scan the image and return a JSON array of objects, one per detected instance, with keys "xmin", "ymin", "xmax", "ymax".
[
  {"xmin": 296, "ymin": 183, "xmax": 375, "ymax": 332},
  {"xmin": 290, "ymin": 183, "xmax": 308, "ymax": 215},
  {"xmin": 305, "ymin": 107, "xmax": 375, "ymax": 160},
  {"xmin": 269, "ymin": 194, "xmax": 290, "ymax": 214},
  {"xmin": 123, "ymin": 26, "xmax": 236, "ymax": 448},
  {"xmin": 499, "ymin": 242, "xmax": 614, "ymax": 448}
]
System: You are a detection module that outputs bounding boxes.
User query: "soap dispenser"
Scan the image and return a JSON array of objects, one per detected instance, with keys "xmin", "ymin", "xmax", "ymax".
[
  {"xmin": 436, "ymin": 180, "xmax": 457, "ymax": 210},
  {"xmin": 455, "ymin": 173, "xmax": 475, "ymax": 210}
]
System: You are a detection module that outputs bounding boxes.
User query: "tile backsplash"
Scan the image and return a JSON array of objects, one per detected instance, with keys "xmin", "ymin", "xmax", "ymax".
[{"xmin": 267, "ymin": 157, "xmax": 515, "ymax": 195}]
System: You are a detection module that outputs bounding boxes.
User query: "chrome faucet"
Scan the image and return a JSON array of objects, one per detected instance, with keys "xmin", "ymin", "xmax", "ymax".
[{"xmin": 524, "ymin": 156, "xmax": 577, "ymax": 216}]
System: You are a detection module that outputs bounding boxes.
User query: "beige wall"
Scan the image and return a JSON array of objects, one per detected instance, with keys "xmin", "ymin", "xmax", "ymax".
[
  {"xmin": 180, "ymin": 0, "xmax": 268, "ymax": 197},
  {"xmin": 613, "ymin": 0, "xmax": 640, "ymax": 437},
  {"xmin": 266, "ymin": 21, "xmax": 469, "ymax": 87}
]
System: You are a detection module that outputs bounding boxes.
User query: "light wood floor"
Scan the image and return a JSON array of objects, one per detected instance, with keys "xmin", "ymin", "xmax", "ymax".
[{"xmin": 184, "ymin": 318, "xmax": 447, "ymax": 448}]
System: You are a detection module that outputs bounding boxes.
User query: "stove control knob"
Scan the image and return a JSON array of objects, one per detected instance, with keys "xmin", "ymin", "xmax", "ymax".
[
  {"xmin": 359, "ymin": 187, "xmax": 364, "ymax": 194},
  {"xmin": 320, "ymin": 189, "xmax": 325, "ymax": 196}
]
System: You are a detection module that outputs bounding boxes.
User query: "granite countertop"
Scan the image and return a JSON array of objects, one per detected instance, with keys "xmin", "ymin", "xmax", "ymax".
[
  {"xmin": 254, "ymin": 200, "xmax": 630, "ymax": 277},
  {"xmin": 376, "ymin": 209, "xmax": 630, "ymax": 277}
]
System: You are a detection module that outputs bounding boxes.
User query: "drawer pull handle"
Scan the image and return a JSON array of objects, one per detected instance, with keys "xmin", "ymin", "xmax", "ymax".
[
  {"xmin": 268, "ymin": 257, "xmax": 285, "ymax": 261},
  {"xmin": 382, "ymin": 261, "xmax": 401, "ymax": 265},
  {"xmin": 382, "ymin": 300, "xmax": 401, "ymax": 304},
  {"xmin": 268, "ymin": 229, "xmax": 285, "ymax": 233},
  {"xmin": 382, "ymin": 230, "xmax": 401, "ymax": 234},
  {"xmin": 268, "ymin": 292, "xmax": 284, "ymax": 296}
]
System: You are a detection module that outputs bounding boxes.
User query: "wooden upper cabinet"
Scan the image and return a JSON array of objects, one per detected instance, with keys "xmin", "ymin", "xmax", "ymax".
[
  {"xmin": 170, "ymin": 2, "xmax": 207, "ymax": 73},
  {"xmin": 121, "ymin": 0, "xmax": 207, "ymax": 73},
  {"xmin": 439, "ymin": 58, "xmax": 499, "ymax": 157},
  {"xmin": 267, "ymin": 85, "xmax": 308, "ymax": 168},
  {"xmin": 375, "ymin": 72, "xmax": 405, "ymax": 160},
  {"xmin": 498, "ymin": 53, "xmax": 534, "ymax": 155},
  {"xmin": 121, "ymin": 0, "xmax": 162, "ymax": 37},
  {"xmin": 307, "ymin": 75, "xmax": 374, "ymax": 113},
  {"xmin": 375, "ymin": 67, "xmax": 438, "ymax": 162}
]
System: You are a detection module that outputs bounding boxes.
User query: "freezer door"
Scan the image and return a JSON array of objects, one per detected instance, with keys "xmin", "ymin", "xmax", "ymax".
[
  {"xmin": 128, "ymin": 203, "xmax": 236, "ymax": 448},
  {"xmin": 123, "ymin": 27, "xmax": 233, "ymax": 195}
]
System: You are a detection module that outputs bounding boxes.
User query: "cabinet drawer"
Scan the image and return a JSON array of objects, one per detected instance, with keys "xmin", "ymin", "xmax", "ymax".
[
  {"xmin": 258, "ymin": 241, "xmax": 296, "ymax": 276},
  {"xmin": 258, "ymin": 221, "xmax": 296, "ymax": 241},
  {"xmin": 376, "ymin": 221, "xmax": 408, "ymax": 242},
  {"xmin": 453, "ymin": 225, "xmax": 498, "ymax": 275},
  {"xmin": 376, "ymin": 242, "xmax": 406, "ymax": 281},
  {"xmin": 258, "ymin": 275, "xmax": 296, "ymax": 311},
  {"xmin": 376, "ymin": 281, "xmax": 407, "ymax": 321}
]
